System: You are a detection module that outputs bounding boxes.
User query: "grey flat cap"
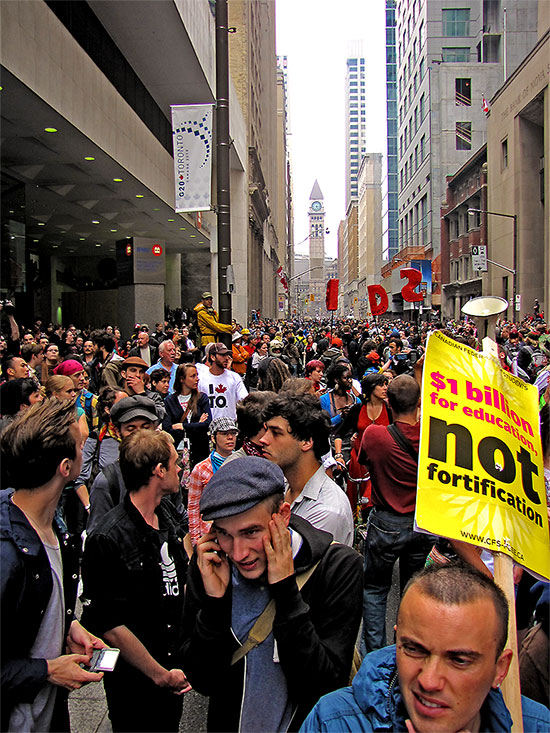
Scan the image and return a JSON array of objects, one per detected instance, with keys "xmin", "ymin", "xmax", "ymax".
[{"xmin": 200, "ymin": 456, "xmax": 285, "ymax": 520}]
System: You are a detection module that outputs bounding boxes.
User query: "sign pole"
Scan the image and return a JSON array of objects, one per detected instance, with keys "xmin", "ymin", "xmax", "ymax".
[{"xmin": 480, "ymin": 333, "xmax": 523, "ymax": 732}]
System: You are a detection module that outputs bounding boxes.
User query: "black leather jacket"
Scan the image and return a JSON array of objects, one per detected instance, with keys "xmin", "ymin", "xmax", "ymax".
[{"xmin": 81, "ymin": 493, "xmax": 188, "ymax": 666}]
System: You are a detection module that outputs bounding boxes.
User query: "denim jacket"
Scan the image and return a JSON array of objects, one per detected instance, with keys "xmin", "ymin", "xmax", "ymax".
[
  {"xmin": 0, "ymin": 490, "xmax": 79, "ymax": 731},
  {"xmin": 300, "ymin": 645, "xmax": 550, "ymax": 732}
]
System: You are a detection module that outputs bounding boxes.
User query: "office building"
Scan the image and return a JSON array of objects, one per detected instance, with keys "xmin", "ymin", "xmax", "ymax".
[
  {"xmin": 345, "ymin": 43, "xmax": 367, "ymax": 208},
  {"xmin": 1, "ymin": 0, "xmax": 287, "ymax": 332},
  {"xmin": 395, "ymin": 0, "xmax": 538, "ymax": 317},
  {"xmin": 485, "ymin": 8, "xmax": 548, "ymax": 319}
]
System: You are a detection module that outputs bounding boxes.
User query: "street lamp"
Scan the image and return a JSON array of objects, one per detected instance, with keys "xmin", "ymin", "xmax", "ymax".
[
  {"xmin": 467, "ymin": 208, "xmax": 517, "ymax": 315},
  {"xmin": 287, "ymin": 265, "xmax": 324, "ymax": 318}
]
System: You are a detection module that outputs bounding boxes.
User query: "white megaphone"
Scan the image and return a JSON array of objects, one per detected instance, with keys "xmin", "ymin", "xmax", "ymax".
[{"xmin": 461, "ymin": 295, "xmax": 509, "ymax": 342}]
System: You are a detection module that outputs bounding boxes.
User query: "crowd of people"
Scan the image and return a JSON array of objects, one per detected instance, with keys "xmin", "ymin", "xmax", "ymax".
[{"xmin": 1, "ymin": 292, "xmax": 549, "ymax": 733}]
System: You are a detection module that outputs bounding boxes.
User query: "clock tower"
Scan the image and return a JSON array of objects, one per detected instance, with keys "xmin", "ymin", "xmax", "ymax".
[{"xmin": 307, "ymin": 180, "xmax": 325, "ymax": 314}]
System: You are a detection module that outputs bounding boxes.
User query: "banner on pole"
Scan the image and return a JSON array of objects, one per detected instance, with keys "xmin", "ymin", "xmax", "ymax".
[
  {"xmin": 416, "ymin": 331, "xmax": 549, "ymax": 579},
  {"xmin": 171, "ymin": 104, "xmax": 213, "ymax": 212}
]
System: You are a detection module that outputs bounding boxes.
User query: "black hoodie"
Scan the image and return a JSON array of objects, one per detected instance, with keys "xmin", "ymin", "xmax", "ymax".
[{"xmin": 181, "ymin": 514, "xmax": 362, "ymax": 732}]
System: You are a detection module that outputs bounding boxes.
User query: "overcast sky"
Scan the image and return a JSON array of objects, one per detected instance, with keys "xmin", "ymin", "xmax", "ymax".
[{"xmin": 275, "ymin": 0, "xmax": 387, "ymax": 258}]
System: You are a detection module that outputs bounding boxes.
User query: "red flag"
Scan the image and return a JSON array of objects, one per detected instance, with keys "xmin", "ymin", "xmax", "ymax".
[{"xmin": 325, "ymin": 279, "xmax": 339, "ymax": 311}]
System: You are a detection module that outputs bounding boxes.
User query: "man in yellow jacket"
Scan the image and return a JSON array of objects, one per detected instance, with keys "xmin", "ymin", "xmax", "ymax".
[{"xmin": 193, "ymin": 291, "xmax": 233, "ymax": 347}]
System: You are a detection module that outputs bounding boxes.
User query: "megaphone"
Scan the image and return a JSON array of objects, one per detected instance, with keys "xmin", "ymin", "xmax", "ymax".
[{"xmin": 461, "ymin": 296, "xmax": 508, "ymax": 341}]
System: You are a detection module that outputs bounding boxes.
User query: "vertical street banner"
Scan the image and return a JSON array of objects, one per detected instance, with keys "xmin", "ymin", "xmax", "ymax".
[
  {"xmin": 171, "ymin": 104, "xmax": 213, "ymax": 213},
  {"xmin": 417, "ymin": 331, "xmax": 549, "ymax": 579}
]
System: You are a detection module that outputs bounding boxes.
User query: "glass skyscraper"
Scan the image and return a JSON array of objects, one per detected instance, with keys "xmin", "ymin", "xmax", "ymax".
[{"xmin": 382, "ymin": 0, "xmax": 398, "ymax": 261}]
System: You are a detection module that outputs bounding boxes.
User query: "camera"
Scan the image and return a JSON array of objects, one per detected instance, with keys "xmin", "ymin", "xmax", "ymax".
[{"xmin": 0, "ymin": 300, "xmax": 15, "ymax": 315}]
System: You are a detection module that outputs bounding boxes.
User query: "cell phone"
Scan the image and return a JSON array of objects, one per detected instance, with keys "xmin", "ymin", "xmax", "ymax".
[{"xmin": 86, "ymin": 648, "xmax": 120, "ymax": 672}]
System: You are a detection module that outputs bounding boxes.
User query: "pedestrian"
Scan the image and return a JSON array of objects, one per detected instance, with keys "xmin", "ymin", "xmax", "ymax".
[
  {"xmin": 82, "ymin": 430, "xmax": 191, "ymax": 733},
  {"xmin": 186, "ymin": 416, "xmax": 238, "ymax": 545},
  {"xmin": 181, "ymin": 456, "xmax": 362, "ymax": 732},
  {"xmin": 1, "ymin": 399, "xmax": 106, "ymax": 732}
]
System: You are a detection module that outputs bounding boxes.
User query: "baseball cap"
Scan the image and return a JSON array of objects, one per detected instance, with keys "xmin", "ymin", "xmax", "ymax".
[
  {"xmin": 210, "ymin": 342, "xmax": 230, "ymax": 355},
  {"xmin": 122, "ymin": 356, "xmax": 148, "ymax": 369},
  {"xmin": 110, "ymin": 395, "xmax": 159, "ymax": 426},
  {"xmin": 208, "ymin": 416, "xmax": 238, "ymax": 436},
  {"xmin": 200, "ymin": 456, "xmax": 285, "ymax": 520},
  {"xmin": 202, "ymin": 291, "xmax": 213, "ymax": 299}
]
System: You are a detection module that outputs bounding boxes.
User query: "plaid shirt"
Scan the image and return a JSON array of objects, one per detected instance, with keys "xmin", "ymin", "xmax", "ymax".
[{"xmin": 186, "ymin": 456, "xmax": 214, "ymax": 546}]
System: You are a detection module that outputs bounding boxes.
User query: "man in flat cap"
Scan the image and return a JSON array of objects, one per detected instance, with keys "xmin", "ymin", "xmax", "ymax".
[
  {"xmin": 193, "ymin": 291, "xmax": 234, "ymax": 348},
  {"xmin": 181, "ymin": 456, "xmax": 362, "ymax": 732}
]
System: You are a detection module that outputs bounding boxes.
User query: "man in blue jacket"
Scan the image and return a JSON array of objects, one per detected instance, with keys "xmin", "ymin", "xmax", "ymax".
[{"xmin": 301, "ymin": 563, "xmax": 549, "ymax": 732}]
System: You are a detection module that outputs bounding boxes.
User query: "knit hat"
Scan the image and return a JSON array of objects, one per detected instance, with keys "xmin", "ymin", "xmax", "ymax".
[
  {"xmin": 200, "ymin": 456, "xmax": 285, "ymax": 520},
  {"xmin": 53, "ymin": 359, "xmax": 84, "ymax": 376}
]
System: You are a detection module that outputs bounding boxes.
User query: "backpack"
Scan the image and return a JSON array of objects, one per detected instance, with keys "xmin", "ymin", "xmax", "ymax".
[{"xmin": 519, "ymin": 345, "xmax": 548, "ymax": 382}]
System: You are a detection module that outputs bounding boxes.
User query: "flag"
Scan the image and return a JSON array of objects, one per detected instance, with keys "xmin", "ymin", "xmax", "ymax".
[
  {"xmin": 171, "ymin": 104, "xmax": 213, "ymax": 212},
  {"xmin": 482, "ymin": 95, "xmax": 489, "ymax": 114}
]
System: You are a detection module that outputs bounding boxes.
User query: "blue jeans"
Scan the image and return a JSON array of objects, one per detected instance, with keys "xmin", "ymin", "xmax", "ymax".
[{"xmin": 362, "ymin": 507, "xmax": 432, "ymax": 653}]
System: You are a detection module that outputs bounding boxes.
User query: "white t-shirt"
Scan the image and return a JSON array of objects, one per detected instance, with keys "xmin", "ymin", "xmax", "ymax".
[{"xmin": 198, "ymin": 368, "xmax": 248, "ymax": 420}]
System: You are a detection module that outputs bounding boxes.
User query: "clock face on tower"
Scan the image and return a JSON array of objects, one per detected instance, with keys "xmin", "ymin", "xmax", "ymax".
[{"xmin": 311, "ymin": 201, "xmax": 322, "ymax": 212}]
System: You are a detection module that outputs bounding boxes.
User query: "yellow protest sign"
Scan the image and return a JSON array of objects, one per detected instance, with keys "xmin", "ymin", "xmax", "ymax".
[{"xmin": 417, "ymin": 330, "xmax": 549, "ymax": 580}]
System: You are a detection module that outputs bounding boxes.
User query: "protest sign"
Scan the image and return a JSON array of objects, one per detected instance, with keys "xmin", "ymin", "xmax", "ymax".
[{"xmin": 417, "ymin": 330, "xmax": 549, "ymax": 580}]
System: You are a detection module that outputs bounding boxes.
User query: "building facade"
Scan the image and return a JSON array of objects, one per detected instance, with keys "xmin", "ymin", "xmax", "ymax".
[
  {"xmin": 1, "ymin": 0, "xmax": 287, "ymax": 332},
  {"xmin": 382, "ymin": 0, "xmax": 399, "ymax": 264},
  {"xmin": 395, "ymin": 0, "xmax": 539, "ymax": 316},
  {"xmin": 345, "ymin": 44, "xmax": 367, "ymax": 209},
  {"xmin": 441, "ymin": 145, "xmax": 487, "ymax": 318},
  {"xmin": 357, "ymin": 153, "xmax": 383, "ymax": 317},
  {"xmin": 485, "ymin": 15, "xmax": 548, "ymax": 319}
]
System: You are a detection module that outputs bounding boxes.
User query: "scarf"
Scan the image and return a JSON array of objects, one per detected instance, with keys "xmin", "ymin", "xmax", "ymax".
[
  {"xmin": 210, "ymin": 450, "xmax": 227, "ymax": 474},
  {"xmin": 243, "ymin": 439, "xmax": 264, "ymax": 457}
]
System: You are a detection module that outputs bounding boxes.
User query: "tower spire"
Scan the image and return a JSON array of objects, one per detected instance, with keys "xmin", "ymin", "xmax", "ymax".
[{"xmin": 310, "ymin": 180, "xmax": 323, "ymax": 200}]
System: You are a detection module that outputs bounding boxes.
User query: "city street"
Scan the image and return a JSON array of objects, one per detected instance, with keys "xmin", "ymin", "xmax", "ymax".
[{"xmin": 69, "ymin": 567, "xmax": 401, "ymax": 732}]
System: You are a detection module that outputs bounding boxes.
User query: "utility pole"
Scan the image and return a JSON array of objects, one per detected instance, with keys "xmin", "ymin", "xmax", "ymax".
[{"xmin": 215, "ymin": 0, "xmax": 232, "ymax": 337}]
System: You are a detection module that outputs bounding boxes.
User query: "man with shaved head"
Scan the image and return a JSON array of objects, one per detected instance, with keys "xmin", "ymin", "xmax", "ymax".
[{"xmin": 301, "ymin": 563, "xmax": 549, "ymax": 732}]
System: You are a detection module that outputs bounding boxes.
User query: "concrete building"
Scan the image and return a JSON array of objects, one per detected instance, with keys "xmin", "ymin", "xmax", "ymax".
[
  {"xmin": 341, "ymin": 202, "xmax": 359, "ymax": 317},
  {"xmin": 276, "ymin": 55, "xmax": 293, "ymax": 319},
  {"xmin": 228, "ymin": 0, "xmax": 283, "ymax": 320},
  {"xmin": 345, "ymin": 44, "xmax": 367, "ymax": 208},
  {"xmin": 441, "ymin": 145, "xmax": 487, "ymax": 318},
  {"xmin": 485, "ymin": 6, "xmax": 548, "ymax": 319},
  {"xmin": 357, "ymin": 153, "xmax": 383, "ymax": 317},
  {"xmin": 395, "ymin": 0, "xmax": 539, "ymax": 317},
  {"xmin": 1, "ymin": 0, "xmax": 285, "ymax": 332}
]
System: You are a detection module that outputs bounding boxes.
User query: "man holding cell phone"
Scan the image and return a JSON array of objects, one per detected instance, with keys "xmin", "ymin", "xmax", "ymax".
[
  {"xmin": 181, "ymin": 456, "xmax": 362, "ymax": 732},
  {"xmin": 1, "ymin": 399, "xmax": 106, "ymax": 732},
  {"xmin": 81, "ymin": 429, "xmax": 190, "ymax": 733}
]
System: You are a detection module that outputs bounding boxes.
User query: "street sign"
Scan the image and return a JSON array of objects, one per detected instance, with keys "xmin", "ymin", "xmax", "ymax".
[
  {"xmin": 515, "ymin": 294, "xmax": 521, "ymax": 312},
  {"xmin": 471, "ymin": 245, "xmax": 488, "ymax": 272}
]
